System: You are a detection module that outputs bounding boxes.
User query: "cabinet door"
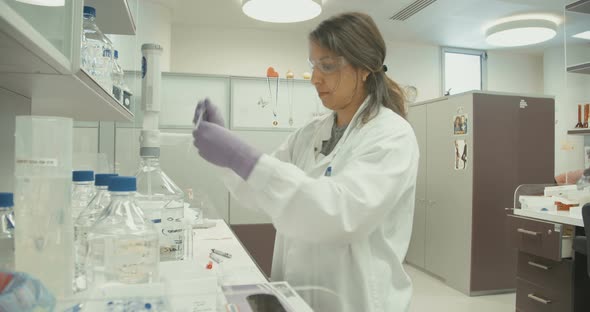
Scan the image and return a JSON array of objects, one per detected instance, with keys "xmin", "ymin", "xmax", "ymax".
[
  {"xmin": 406, "ymin": 104, "xmax": 427, "ymax": 268},
  {"xmin": 517, "ymin": 96, "xmax": 554, "ymax": 184},
  {"xmin": 424, "ymin": 95, "xmax": 473, "ymax": 294}
]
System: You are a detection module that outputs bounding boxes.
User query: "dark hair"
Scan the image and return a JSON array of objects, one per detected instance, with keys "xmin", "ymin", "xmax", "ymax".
[{"xmin": 309, "ymin": 12, "xmax": 407, "ymax": 122}]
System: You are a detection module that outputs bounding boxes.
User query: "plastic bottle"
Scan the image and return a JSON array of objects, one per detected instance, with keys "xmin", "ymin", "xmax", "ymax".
[
  {"xmin": 87, "ymin": 176, "xmax": 159, "ymax": 287},
  {"xmin": 73, "ymin": 173, "xmax": 118, "ymax": 292},
  {"xmin": 71, "ymin": 170, "xmax": 96, "ymax": 219},
  {"xmin": 0, "ymin": 193, "xmax": 15, "ymax": 270},
  {"xmin": 136, "ymin": 155, "xmax": 186, "ymax": 262},
  {"xmin": 111, "ymin": 50, "xmax": 125, "ymax": 102},
  {"xmin": 82, "ymin": 6, "xmax": 113, "ymax": 90}
]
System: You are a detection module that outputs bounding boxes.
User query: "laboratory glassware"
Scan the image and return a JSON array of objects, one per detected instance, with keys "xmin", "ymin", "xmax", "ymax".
[
  {"xmin": 73, "ymin": 173, "xmax": 118, "ymax": 292},
  {"xmin": 87, "ymin": 176, "xmax": 159, "ymax": 287},
  {"xmin": 0, "ymin": 192, "xmax": 15, "ymax": 270},
  {"xmin": 14, "ymin": 115, "xmax": 74, "ymax": 299}
]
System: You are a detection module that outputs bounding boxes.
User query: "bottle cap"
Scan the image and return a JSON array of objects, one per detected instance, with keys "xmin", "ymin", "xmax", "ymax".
[
  {"xmin": 108, "ymin": 176, "xmax": 136, "ymax": 192},
  {"xmin": 83, "ymin": 6, "xmax": 96, "ymax": 18},
  {"xmin": 0, "ymin": 193, "xmax": 13, "ymax": 208},
  {"xmin": 95, "ymin": 174, "xmax": 119, "ymax": 187},
  {"xmin": 73, "ymin": 170, "xmax": 94, "ymax": 182}
]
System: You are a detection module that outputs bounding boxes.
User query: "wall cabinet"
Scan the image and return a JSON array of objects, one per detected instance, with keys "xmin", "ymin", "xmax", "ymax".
[
  {"xmin": 406, "ymin": 91, "xmax": 555, "ymax": 295},
  {"xmin": 0, "ymin": 0, "xmax": 135, "ymax": 121}
]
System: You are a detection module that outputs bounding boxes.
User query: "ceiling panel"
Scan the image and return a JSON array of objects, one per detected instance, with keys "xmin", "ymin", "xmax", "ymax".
[{"xmin": 166, "ymin": 0, "xmax": 588, "ymax": 53}]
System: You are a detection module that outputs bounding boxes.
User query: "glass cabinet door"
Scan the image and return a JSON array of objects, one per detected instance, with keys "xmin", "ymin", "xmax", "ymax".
[{"xmin": 3, "ymin": 0, "xmax": 75, "ymax": 62}]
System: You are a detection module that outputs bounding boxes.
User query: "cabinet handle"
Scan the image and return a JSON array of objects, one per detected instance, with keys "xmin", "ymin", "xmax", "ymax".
[
  {"xmin": 527, "ymin": 293, "xmax": 552, "ymax": 304},
  {"xmin": 517, "ymin": 228, "xmax": 540, "ymax": 236},
  {"xmin": 528, "ymin": 261, "xmax": 551, "ymax": 270}
]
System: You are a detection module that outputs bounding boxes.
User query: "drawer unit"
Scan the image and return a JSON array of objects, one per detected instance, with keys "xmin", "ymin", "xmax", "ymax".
[
  {"xmin": 517, "ymin": 252, "xmax": 573, "ymax": 290},
  {"xmin": 516, "ymin": 278, "xmax": 572, "ymax": 312},
  {"xmin": 508, "ymin": 215, "xmax": 574, "ymax": 261}
]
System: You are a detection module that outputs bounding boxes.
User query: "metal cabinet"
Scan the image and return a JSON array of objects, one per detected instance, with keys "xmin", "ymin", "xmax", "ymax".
[
  {"xmin": 406, "ymin": 91, "xmax": 555, "ymax": 296},
  {"xmin": 509, "ymin": 214, "xmax": 577, "ymax": 312}
]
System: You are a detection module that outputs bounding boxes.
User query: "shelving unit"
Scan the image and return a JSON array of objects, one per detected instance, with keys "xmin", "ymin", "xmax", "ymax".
[
  {"xmin": 567, "ymin": 129, "xmax": 590, "ymax": 135},
  {"xmin": 566, "ymin": 0, "xmax": 590, "ymax": 14},
  {"xmin": 0, "ymin": 0, "xmax": 136, "ymax": 122},
  {"xmin": 567, "ymin": 62, "xmax": 590, "ymax": 75}
]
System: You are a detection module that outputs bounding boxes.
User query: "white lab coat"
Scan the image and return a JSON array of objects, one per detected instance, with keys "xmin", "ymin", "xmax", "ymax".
[{"xmin": 224, "ymin": 97, "xmax": 419, "ymax": 312}]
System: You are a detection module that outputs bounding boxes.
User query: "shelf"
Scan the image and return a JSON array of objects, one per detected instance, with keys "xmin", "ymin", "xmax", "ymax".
[
  {"xmin": 567, "ymin": 62, "xmax": 590, "ymax": 75},
  {"xmin": 84, "ymin": 0, "xmax": 136, "ymax": 35},
  {"xmin": 0, "ymin": 70, "xmax": 133, "ymax": 122},
  {"xmin": 567, "ymin": 129, "xmax": 590, "ymax": 135},
  {"xmin": 566, "ymin": 0, "xmax": 590, "ymax": 14}
]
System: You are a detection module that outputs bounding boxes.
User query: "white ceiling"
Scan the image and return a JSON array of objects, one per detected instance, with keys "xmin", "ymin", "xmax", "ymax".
[{"xmin": 162, "ymin": 0, "xmax": 590, "ymax": 54}]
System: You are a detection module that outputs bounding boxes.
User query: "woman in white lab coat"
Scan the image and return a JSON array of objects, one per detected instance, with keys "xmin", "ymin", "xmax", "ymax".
[{"xmin": 193, "ymin": 12, "xmax": 419, "ymax": 312}]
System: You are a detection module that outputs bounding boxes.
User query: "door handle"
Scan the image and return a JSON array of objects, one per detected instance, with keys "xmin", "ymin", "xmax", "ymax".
[
  {"xmin": 517, "ymin": 228, "xmax": 540, "ymax": 236},
  {"xmin": 528, "ymin": 261, "xmax": 551, "ymax": 270},
  {"xmin": 527, "ymin": 293, "xmax": 551, "ymax": 304}
]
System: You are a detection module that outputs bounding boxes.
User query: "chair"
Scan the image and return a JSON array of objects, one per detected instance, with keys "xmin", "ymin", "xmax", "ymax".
[{"xmin": 573, "ymin": 203, "xmax": 590, "ymax": 277}]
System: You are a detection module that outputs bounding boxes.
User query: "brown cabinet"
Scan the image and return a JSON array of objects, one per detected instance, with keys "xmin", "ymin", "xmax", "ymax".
[{"xmin": 509, "ymin": 214, "xmax": 576, "ymax": 312}]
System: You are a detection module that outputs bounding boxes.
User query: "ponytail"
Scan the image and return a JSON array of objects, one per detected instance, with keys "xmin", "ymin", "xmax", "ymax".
[{"xmin": 360, "ymin": 70, "xmax": 407, "ymax": 124}]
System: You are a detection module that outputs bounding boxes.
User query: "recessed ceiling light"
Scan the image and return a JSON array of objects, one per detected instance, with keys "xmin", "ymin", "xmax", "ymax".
[
  {"xmin": 573, "ymin": 31, "xmax": 590, "ymax": 40},
  {"xmin": 16, "ymin": 0, "xmax": 64, "ymax": 6},
  {"xmin": 486, "ymin": 19, "xmax": 557, "ymax": 47},
  {"xmin": 242, "ymin": 0, "xmax": 322, "ymax": 23}
]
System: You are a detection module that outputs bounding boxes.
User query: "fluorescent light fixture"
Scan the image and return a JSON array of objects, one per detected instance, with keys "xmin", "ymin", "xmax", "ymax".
[
  {"xmin": 573, "ymin": 31, "xmax": 590, "ymax": 40},
  {"xmin": 486, "ymin": 19, "xmax": 557, "ymax": 47},
  {"xmin": 16, "ymin": 0, "xmax": 64, "ymax": 6},
  {"xmin": 242, "ymin": 0, "xmax": 322, "ymax": 23}
]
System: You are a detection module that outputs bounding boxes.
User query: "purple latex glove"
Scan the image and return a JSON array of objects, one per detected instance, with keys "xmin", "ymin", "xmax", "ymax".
[
  {"xmin": 194, "ymin": 98, "xmax": 225, "ymax": 127},
  {"xmin": 193, "ymin": 120, "xmax": 262, "ymax": 180}
]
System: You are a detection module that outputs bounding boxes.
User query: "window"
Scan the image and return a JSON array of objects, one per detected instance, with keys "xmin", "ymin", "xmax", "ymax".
[{"xmin": 442, "ymin": 47, "xmax": 487, "ymax": 96}]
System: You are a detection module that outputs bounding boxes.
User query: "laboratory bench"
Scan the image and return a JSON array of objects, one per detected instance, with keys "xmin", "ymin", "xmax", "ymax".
[
  {"xmin": 508, "ymin": 209, "xmax": 590, "ymax": 312},
  {"xmin": 58, "ymin": 219, "xmax": 313, "ymax": 311}
]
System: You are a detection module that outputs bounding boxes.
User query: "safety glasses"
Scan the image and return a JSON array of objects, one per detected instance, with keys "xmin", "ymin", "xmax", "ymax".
[{"xmin": 307, "ymin": 56, "xmax": 347, "ymax": 74}]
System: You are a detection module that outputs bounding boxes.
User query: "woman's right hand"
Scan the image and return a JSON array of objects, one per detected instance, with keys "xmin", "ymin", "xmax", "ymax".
[{"xmin": 194, "ymin": 98, "xmax": 225, "ymax": 127}]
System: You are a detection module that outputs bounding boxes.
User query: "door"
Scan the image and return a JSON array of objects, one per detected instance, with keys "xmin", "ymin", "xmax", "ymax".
[
  {"xmin": 406, "ymin": 104, "xmax": 427, "ymax": 268},
  {"xmin": 424, "ymin": 94, "xmax": 474, "ymax": 294}
]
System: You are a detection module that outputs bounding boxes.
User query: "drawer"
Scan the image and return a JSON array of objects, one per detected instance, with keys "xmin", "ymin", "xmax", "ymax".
[
  {"xmin": 508, "ymin": 215, "xmax": 573, "ymax": 262},
  {"xmin": 516, "ymin": 278, "xmax": 572, "ymax": 312},
  {"xmin": 517, "ymin": 252, "xmax": 572, "ymax": 290}
]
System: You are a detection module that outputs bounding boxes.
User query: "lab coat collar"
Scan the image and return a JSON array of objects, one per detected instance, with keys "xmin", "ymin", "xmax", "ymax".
[{"xmin": 312, "ymin": 96, "xmax": 372, "ymax": 167}]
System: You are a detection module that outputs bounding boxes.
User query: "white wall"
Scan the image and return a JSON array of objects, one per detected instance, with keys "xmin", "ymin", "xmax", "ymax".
[
  {"xmin": 487, "ymin": 51, "xmax": 544, "ymax": 95},
  {"xmin": 161, "ymin": 24, "xmax": 548, "ymax": 224},
  {"xmin": 109, "ymin": 0, "xmax": 172, "ymax": 72},
  {"xmin": 544, "ymin": 45, "xmax": 590, "ymax": 175},
  {"xmin": 0, "ymin": 89, "xmax": 31, "ymax": 192},
  {"xmin": 171, "ymin": 25, "xmax": 310, "ymax": 78}
]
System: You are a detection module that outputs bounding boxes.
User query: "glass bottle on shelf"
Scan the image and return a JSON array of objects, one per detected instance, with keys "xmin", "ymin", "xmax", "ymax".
[{"xmin": 81, "ymin": 6, "xmax": 113, "ymax": 91}]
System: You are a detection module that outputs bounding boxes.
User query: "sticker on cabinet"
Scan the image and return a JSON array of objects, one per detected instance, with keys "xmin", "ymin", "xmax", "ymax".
[
  {"xmin": 454, "ymin": 139, "xmax": 467, "ymax": 170},
  {"xmin": 453, "ymin": 114, "xmax": 468, "ymax": 135}
]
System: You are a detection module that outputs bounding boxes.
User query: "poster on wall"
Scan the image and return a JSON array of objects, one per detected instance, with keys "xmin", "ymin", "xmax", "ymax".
[
  {"xmin": 454, "ymin": 139, "xmax": 468, "ymax": 170},
  {"xmin": 453, "ymin": 114, "xmax": 468, "ymax": 135},
  {"xmin": 585, "ymin": 146, "xmax": 590, "ymax": 169}
]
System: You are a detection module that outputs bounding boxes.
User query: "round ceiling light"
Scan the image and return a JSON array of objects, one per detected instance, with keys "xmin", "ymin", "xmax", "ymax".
[
  {"xmin": 16, "ymin": 0, "xmax": 64, "ymax": 6},
  {"xmin": 242, "ymin": 0, "xmax": 322, "ymax": 23},
  {"xmin": 486, "ymin": 19, "xmax": 557, "ymax": 47}
]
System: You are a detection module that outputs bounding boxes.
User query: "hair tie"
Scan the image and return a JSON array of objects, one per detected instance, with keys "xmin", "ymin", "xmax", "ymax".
[{"xmin": 382, "ymin": 65, "xmax": 388, "ymax": 73}]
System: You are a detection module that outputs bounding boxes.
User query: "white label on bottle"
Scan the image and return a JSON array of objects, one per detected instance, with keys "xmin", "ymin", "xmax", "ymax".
[{"xmin": 15, "ymin": 158, "xmax": 58, "ymax": 167}]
